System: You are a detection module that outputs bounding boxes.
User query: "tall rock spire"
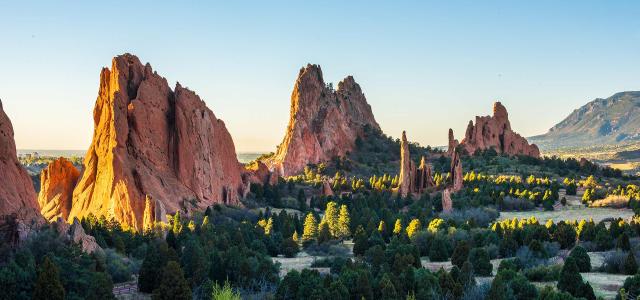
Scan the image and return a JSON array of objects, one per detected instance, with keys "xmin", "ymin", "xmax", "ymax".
[
  {"xmin": 64, "ymin": 54, "xmax": 245, "ymax": 231},
  {"xmin": 266, "ymin": 64, "xmax": 380, "ymax": 176},
  {"xmin": 398, "ymin": 131, "xmax": 412, "ymax": 198}
]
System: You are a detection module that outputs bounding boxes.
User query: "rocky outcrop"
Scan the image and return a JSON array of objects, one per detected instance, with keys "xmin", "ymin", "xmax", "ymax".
[
  {"xmin": 398, "ymin": 131, "xmax": 435, "ymax": 198},
  {"xmin": 38, "ymin": 157, "xmax": 79, "ymax": 222},
  {"xmin": 54, "ymin": 218, "xmax": 101, "ymax": 254},
  {"xmin": 243, "ymin": 161, "xmax": 279, "ymax": 186},
  {"xmin": 68, "ymin": 54, "xmax": 245, "ymax": 231},
  {"xmin": 322, "ymin": 180, "xmax": 334, "ymax": 197},
  {"xmin": 266, "ymin": 64, "xmax": 380, "ymax": 176},
  {"xmin": 449, "ymin": 102, "xmax": 539, "ymax": 158},
  {"xmin": 0, "ymin": 101, "xmax": 42, "ymax": 227},
  {"xmin": 442, "ymin": 189, "xmax": 453, "ymax": 213}
]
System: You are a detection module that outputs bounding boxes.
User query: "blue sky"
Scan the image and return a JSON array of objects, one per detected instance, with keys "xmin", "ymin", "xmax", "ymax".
[{"xmin": 1, "ymin": 1, "xmax": 639, "ymax": 152}]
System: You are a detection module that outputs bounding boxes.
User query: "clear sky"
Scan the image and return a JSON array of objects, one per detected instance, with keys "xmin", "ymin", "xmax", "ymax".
[{"xmin": 1, "ymin": 1, "xmax": 639, "ymax": 152}]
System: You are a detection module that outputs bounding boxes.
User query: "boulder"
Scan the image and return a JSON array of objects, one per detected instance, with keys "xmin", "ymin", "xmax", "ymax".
[
  {"xmin": 68, "ymin": 54, "xmax": 245, "ymax": 231},
  {"xmin": 265, "ymin": 64, "xmax": 379, "ymax": 176},
  {"xmin": 38, "ymin": 157, "xmax": 79, "ymax": 221}
]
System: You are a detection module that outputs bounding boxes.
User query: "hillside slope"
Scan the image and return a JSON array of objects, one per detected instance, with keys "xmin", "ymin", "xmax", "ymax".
[{"xmin": 530, "ymin": 91, "xmax": 640, "ymax": 149}]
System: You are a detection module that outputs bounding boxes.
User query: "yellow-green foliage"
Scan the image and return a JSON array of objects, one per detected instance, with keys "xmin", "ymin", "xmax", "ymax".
[
  {"xmin": 406, "ymin": 219, "xmax": 421, "ymax": 238},
  {"xmin": 427, "ymin": 218, "xmax": 445, "ymax": 233}
]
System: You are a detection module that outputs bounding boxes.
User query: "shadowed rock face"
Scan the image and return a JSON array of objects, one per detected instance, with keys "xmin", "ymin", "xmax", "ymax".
[
  {"xmin": 267, "ymin": 64, "xmax": 380, "ymax": 176},
  {"xmin": 67, "ymin": 54, "xmax": 245, "ymax": 231},
  {"xmin": 449, "ymin": 102, "xmax": 539, "ymax": 158},
  {"xmin": 0, "ymin": 99, "xmax": 40, "ymax": 222},
  {"xmin": 38, "ymin": 157, "xmax": 79, "ymax": 222},
  {"xmin": 0, "ymin": 99, "xmax": 41, "ymax": 246}
]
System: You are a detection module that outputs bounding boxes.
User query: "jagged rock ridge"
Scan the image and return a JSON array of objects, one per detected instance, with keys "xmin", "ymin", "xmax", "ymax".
[
  {"xmin": 66, "ymin": 54, "xmax": 245, "ymax": 231},
  {"xmin": 266, "ymin": 64, "xmax": 380, "ymax": 176},
  {"xmin": 398, "ymin": 131, "xmax": 435, "ymax": 198},
  {"xmin": 449, "ymin": 102, "xmax": 540, "ymax": 158}
]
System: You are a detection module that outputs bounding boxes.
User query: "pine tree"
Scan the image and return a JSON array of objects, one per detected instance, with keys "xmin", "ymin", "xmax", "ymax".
[
  {"xmin": 181, "ymin": 238, "xmax": 207, "ymax": 287},
  {"xmin": 406, "ymin": 219, "xmax": 421, "ymax": 238},
  {"xmin": 152, "ymin": 261, "xmax": 191, "ymax": 300},
  {"xmin": 451, "ymin": 241, "xmax": 470, "ymax": 268},
  {"xmin": 624, "ymin": 251, "xmax": 638, "ymax": 275},
  {"xmin": 393, "ymin": 219, "xmax": 402, "ymax": 235},
  {"xmin": 618, "ymin": 232, "xmax": 632, "ymax": 251},
  {"xmin": 172, "ymin": 211, "xmax": 183, "ymax": 234},
  {"xmin": 569, "ymin": 246, "xmax": 591, "ymax": 272},
  {"xmin": 557, "ymin": 257, "xmax": 584, "ymax": 297},
  {"xmin": 379, "ymin": 273, "xmax": 398, "ymax": 300},
  {"xmin": 337, "ymin": 205, "xmax": 351, "ymax": 239},
  {"xmin": 317, "ymin": 220, "xmax": 332, "ymax": 244},
  {"xmin": 324, "ymin": 202, "xmax": 339, "ymax": 237},
  {"xmin": 87, "ymin": 272, "xmax": 115, "ymax": 300},
  {"xmin": 33, "ymin": 257, "xmax": 65, "ymax": 300},
  {"xmin": 302, "ymin": 213, "xmax": 318, "ymax": 242},
  {"xmin": 139, "ymin": 241, "xmax": 169, "ymax": 292}
]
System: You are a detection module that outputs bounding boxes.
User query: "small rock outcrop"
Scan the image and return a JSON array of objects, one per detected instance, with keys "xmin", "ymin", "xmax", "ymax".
[
  {"xmin": 54, "ymin": 218, "xmax": 101, "ymax": 254},
  {"xmin": 243, "ymin": 161, "xmax": 279, "ymax": 186},
  {"xmin": 441, "ymin": 145, "xmax": 464, "ymax": 213},
  {"xmin": 266, "ymin": 64, "xmax": 380, "ymax": 176},
  {"xmin": 0, "ymin": 101, "xmax": 43, "ymax": 231},
  {"xmin": 38, "ymin": 157, "xmax": 79, "ymax": 222},
  {"xmin": 322, "ymin": 180, "xmax": 334, "ymax": 196},
  {"xmin": 449, "ymin": 102, "xmax": 539, "ymax": 158},
  {"xmin": 68, "ymin": 54, "xmax": 246, "ymax": 231},
  {"xmin": 398, "ymin": 131, "xmax": 435, "ymax": 198}
]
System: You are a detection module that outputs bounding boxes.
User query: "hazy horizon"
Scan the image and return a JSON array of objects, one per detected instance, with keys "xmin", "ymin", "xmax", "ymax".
[{"xmin": 2, "ymin": 1, "xmax": 639, "ymax": 152}]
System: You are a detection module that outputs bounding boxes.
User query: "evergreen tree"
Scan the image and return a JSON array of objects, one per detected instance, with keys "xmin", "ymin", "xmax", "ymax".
[
  {"xmin": 152, "ymin": 261, "xmax": 191, "ymax": 300},
  {"xmin": 302, "ymin": 213, "xmax": 318, "ymax": 243},
  {"xmin": 469, "ymin": 247, "xmax": 492, "ymax": 276},
  {"xmin": 181, "ymin": 238, "xmax": 207, "ymax": 287},
  {"xmin": 324, "ymin": 201, "xmax": 340, "ymax": 237},
  {"xmin": 139, "ymin": 241, "xmax": 169, "ymax": 293},
  {"xmin": 33, "ymin": 257, "xmax": 64, "ymax": 300},
  {"xmin": 379, "ymin": 273, "xmax": 398, "ymax": 300},
  {"xmin": 624, "ymin": 251, "xmax": 638, "ymax": 275},
  {"xmin": 393, "ymin": 219, "xmax": 402, "ymax": 235},
  {"xmin": 451, "ymin": 241, "xmax": 470, "ymax": 268},
  {"xmin": 569, "ymin": 246, "xmax": 591, "ymax": 272},
  {"xmin": 487, "ymin": 273, "xmax": 510, "ymax": 300},
  {"xmin": 557, "ymin": 257, "xmax": 584, "ymax": 297},
  {"xmin": 617, "ymin": 232, "xmax": 632, "ymax": 251},
  {"xmin": 337, "ymin": 204, "xmax": 351, "ymax": 239},
  {"xmin": 317, "ymin": 220, "xmax": 332, "ymax": 244},
  {"xmin": 86, "ymin": 272, "xmax": 116, "ymax": 300},
  {"xmin": 459, "ymin": 261, "xmax": 475, "ymax": 288},
  {"xmin": 406, "ymin": 219, "xmax": 421, "ymax": 238},
  {"xmin": 353, "ymin": 226, "xmax": 369, "ymax": 256}
]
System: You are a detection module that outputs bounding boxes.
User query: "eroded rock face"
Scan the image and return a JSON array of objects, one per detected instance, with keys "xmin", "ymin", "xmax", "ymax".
[
  {"xmin": 449, "ymin": 102, "xmax": 539, "ymax": 158},
  {"xmin": 54, "ymin": 218, "xmax": 101, "ymax": 254},
  {"xmin": 398, "ymin": 131, "xmax": 435, "ymax": 198},
  {"xmin": 68, "ymin": 54, "xmax": 245, "ymax": 231},
  {"xmin": 38, "ymin": 157, "xmax": 79, "ymax": 222},
  {"xmin": 450, "ymin": 149, "xmax": 463, "ymax": 192},
  {"xmin": 0, "ymin": 99, "xmax": 41, "ymax": 226},
  {"xmin": 266, "ymin": 64, "xmax": 380, "ymax": 176},
  {"xmin": 243, "ymin": 161, "xmax": 279, "ymax": 186}
]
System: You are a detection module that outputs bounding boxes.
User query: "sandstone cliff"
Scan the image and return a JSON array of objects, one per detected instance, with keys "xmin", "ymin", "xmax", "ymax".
[
  {"xmin": 0, "ymin": 99, "xmax": 42, "ymax": 246},
  {"xmin": 0, "ymin": 99, "xmax": 40, "ymax": 222},
  {"xmin": 68, "ymin": 54, "xmax": 245, "ymax": 231},
  {"xmin": 266, "ymin": 64, "xmax": 380, "ymax": 176},
  {"xmin": 38, "ymin": 157, "xmax": 79, "ymax": 222},
  {"xmin": 448, "ymin": 102, "xmax": 539, "ymax": 158}
]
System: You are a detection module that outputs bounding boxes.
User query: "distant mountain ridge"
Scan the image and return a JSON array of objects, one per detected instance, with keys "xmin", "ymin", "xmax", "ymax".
[{"xmin": 530, "ymin": 91, "xmax": 640, "ymax": 149}]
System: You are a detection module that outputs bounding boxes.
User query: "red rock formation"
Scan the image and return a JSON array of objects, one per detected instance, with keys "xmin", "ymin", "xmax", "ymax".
[
  {"xmin": 38, "ymin": 157, "xmax": 79, "ymax": 222},
  {"xmin": 442, "ymin": 189, "xmax": 453, "ymax": 213},
  {"xmin": 449, "ymin": 102, "xmax": 539, "ymax": 158},
  {"xmin": 243, "ymin": 161, "xmax": 279, "ymax": 186},
  {"xmin": 266, "ymin": 64, "xmax": 380, "ymax": 176},
  {"xmin": 398, "ymin": 131, "xmax": 435, "ymax": 198},
  {"xmin": 0, "ymin": 99, "xmax": 40, "ymax": 224},
  {"xmin": 54, "ymin": 218, "xmax": 101, "ymax": 254},
  {"xmin": 68, "ymin": 54, "xmax": 245, "ymax": 231},
  {"xmin": 447, "ymin": 128, "xmax": 459, "ymax": 157},
  {"xmin": 450, "ymin": 149, "xmax": 463, "ymax": 192},
  {"xmin": 322, "ymin": 180, "xmax": 334, "ymax": 197}
]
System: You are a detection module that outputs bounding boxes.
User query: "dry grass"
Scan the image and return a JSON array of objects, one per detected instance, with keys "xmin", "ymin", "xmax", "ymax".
[{"xmin": 590, "ymin": 195, "xmax": 629, "ymax": 208}]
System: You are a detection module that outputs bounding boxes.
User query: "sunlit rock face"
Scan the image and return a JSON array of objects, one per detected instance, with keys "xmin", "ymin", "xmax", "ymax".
[
  {"xmin": 449, "ymin": 102, "xmax": 540, "ymax": 158},
  {"xmin": 68, "ymin": 54, "xmax": 245, "ymax": 231},
  {"xmin": 38, "ymin": 157, "xmax": 79, "ymax": 222},
  {"xmin": 266, "ymin": 64, "xmax": 380, "ymax": 176},
  {"xmin": 0, "ymin": 99, "xmax": 40, "ymax": 223},
  {"xmin": 0, "ymin": 99, "xmax": 42, "ymax": 246}
]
